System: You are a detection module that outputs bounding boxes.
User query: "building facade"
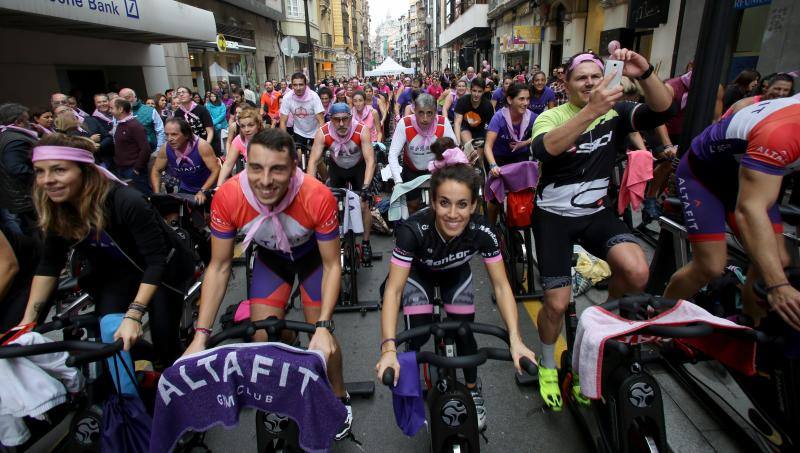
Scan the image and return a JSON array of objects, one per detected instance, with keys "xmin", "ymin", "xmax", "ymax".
[{"xmin": 0, "ymin": 0, "xmax": 216, "ymax": 110}]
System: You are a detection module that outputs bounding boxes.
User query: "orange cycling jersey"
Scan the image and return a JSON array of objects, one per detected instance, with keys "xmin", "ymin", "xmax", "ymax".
[{"xmin": 210, "ymin": 174, "xmax": 338, "ymax": 259}]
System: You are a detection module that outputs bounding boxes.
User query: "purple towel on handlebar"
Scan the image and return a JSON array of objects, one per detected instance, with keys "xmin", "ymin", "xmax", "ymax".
[
  {"xmin": 391, "ymin": 352, "xmax": 426, "ymax": 437},
  {"xmin": 149, "ymin": 342, "xmax": 346, "ymax": 453},
  {"xmin": 484, "ymin": 161, "xmax": 539, "ymax": 204}
]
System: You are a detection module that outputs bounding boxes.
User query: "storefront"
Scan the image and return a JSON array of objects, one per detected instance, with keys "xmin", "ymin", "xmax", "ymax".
[
  {"xmin": 188, "ymin": 36, "xmax": 259, "ymax": 95},
  {"xmin": 0, "ymin": 0, "xmax": 216, "ymax": 109}
]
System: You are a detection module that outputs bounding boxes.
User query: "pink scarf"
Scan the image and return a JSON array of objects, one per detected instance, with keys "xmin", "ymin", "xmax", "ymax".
[
  {"xmin": 409, "ymin": 114, "xmax": 438, "ymax": 149},
  {"xmin": 0, "ymin": 125, "xmax": 39, "ymax": 139},
  {"xmin": 31, "ymin": 146, "xmax": 126, "ymax": 185},
  {"xmin": 428, "ymin": 148, "xmax": 468, "ymax": 172},
  {"xmin": 330, "ymin": 120, "xmax": 358, "ymax": 158},
  {"xmin": 92, "ymin": 109, "xmax": 113, "ymax": 124},
  {"xmin": 500, "ymin": 107, "xmax": 532, "ymax": 144},
  {"xmin": 172, "ymin": 137, "xmax": 198, "ymax": 166},
  {"xmin": 290, "ymin": 87, "xmax": 312, "ymax": 103},
  {"xmin": 352, "ymin": 105, "xmax": 372, "ymax": 124},
  {"xmin": 179, "ymin": 101, "xmax": 199, "ymax": 121},
  {"xmin": 239, "ymin": 170, "xmax": 305, "ymax": 255}
]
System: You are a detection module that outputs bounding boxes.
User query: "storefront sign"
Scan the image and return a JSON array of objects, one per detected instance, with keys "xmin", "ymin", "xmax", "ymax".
[
  {"xmin": 513, "ymin": 26, "xmax": 540, "ymax": 45},
  {"xmin": 5, "ymin": 0, "xmax": 216, "ymax": 41},
  {"xmin": 216, "ymin": 33, "xmax": 228, "ymax": 52},
  {"xmin": 628, "ymin": 0, "xmax": 669, "ymax": 29},
  {"xmin": 734, "ymin": 0, "xmax": 770, "ymax": 8}
]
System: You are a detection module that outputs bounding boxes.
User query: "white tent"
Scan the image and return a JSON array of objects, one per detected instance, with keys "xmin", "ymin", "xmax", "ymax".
[
  {"xmin": 209, "ymin": 62, "xmax": 233, "ymax": 79},
  {"xmin": 365, "ymin": 57, "xmax": 415, "ymax": 76}
]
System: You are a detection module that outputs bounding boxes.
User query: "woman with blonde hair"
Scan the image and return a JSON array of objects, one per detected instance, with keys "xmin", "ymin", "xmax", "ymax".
[
  {"xmin": 218, "ymin": 106, "xmax": 264, "ymax": 185},
  {"xmin": 17, "ymin": 133, "xmax": 195, "ymax": 369}
]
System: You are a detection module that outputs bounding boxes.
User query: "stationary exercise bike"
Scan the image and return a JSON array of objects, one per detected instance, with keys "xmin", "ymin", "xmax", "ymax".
[
  {"xmin": 560, "ymin": 294, "xmax": 758, "ymax": 453},
  {"xmin": 382, "ymin": 286, "xmax": 537, "ymax": 453}
]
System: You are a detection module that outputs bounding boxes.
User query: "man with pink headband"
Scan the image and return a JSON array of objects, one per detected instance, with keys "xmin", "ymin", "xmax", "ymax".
[{"xmin": 529, "ymin": 48, "xmax": 676, "ymax": 410}]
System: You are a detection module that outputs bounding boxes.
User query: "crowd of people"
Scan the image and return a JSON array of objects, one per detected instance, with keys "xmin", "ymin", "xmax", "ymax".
[{"xmin": 0, "ymin": 42, "xmax": 798, "ymax": 449}]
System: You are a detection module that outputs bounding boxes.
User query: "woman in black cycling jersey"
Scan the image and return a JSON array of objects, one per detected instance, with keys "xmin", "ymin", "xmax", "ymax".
[
  {"xmin": 376, "ymin": 137, "xmax": 537, "ymax": 431},
  {"xmin": 17, "ymin": 133, "xmax": 195, "ymax": 368}
]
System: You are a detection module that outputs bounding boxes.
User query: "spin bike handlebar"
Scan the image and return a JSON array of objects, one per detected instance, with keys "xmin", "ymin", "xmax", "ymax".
[
  {"xmin": 600, "ymin": 294, "xmax": 765, "ymax": 355},
  {"xmin": 34, "ymin": 313, "xmax": 99, "ymax": 335},
  {"xmin": 0, "ymin": 338, "xmax": 123, "ymax": 367},
  {"xmin": 150, "ymin": 190, "xmax": 213, "ymax": 209},
  {"xmin": 382, "ymin": 320, "xmax": 538, "ymax": 385},
  {"xmin": 207, "ymin": 317, "xmax": 317, "ymax": 347},
  {"xmin": 382, "ymin": 351, "xmax": 537, "ymax": 386}
]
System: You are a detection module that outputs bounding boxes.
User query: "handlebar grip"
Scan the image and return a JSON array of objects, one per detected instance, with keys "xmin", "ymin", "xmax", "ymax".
[
  {"xmin": 65, "ymin": 339, "xmax": 123, "ymax": 367},
  {"xmin": 382, "ymin": 368, "xmax": 395, "ymax": 386},
  {"xmin": 643, "ymin": 322, "xmax": 713, "ymax": 338},
  {"xmin": 519, "ymin": 357, "xmax": 538, "ymax": 376}
]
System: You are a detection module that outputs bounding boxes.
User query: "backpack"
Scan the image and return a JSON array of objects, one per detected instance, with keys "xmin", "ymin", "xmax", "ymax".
[{"xmin": 506, "ymin": 189, "xmax": 535, "ymax": 228}]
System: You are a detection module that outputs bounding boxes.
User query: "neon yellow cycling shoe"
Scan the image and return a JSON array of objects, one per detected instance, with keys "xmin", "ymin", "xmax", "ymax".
[
  {"xmin": 538, "ymin": 366, "xmax": 563, "ymax": 411},
  {"xmin": 572, "ymin": 374, "xmax": 591, "ymax": 406}
]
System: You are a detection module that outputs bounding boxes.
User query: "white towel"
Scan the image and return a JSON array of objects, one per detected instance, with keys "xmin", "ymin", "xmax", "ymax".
[
  {"xmin": 388, "ymin": 174, "xmax": 432, "ymax": 221},
  {"xmin": 0, "ymin": 332, "xmax": 85, "ymax": 446},
  {"xmin": 342, "ymin": 189, "xmax": 364, "ymax": 234},
  {"xmin": 573, "ymin": 299, "xmax": 755, "ymax": 400}
]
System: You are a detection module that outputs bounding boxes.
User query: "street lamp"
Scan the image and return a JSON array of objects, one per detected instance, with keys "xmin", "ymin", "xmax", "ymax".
[
  {"xmin": 425, "ymin": 14, "xmax": 432, "ymax": 74},
  {"xmin": 360, "ymin": 33, "xmax": 365, "ymax": 78}
]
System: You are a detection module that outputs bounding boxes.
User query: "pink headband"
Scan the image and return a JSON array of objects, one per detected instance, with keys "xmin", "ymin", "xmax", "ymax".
[
  {"xmin": 568, "ymin": 53, "xmax": 604, "ymax": 73},
  {"xmin": 427, "ymin": 148, "xmax": 469, "ymax": 173},
  {"xmin": 32, "ymin": 146, "xmax": 126, "ymax": 185}
]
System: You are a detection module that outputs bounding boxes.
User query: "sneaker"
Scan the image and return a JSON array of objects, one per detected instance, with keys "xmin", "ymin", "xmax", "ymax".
[
  {"xmin": 571, "ymin": 374, "xmax": 591, "ymax": 406},
  {"xmin": 538, "ymin": 367, "xmax": 563, "ymax": 411},
  {"xmin": 361, "ymin": 242, "xmax": 372, "ymax": 267},
  {"xmin": 334, "ymin": 393, "xmax": 353, "ymax": 441},
  {"xmin": 469, "ymin": 386, "xmax": 487, "ymax": 431}
]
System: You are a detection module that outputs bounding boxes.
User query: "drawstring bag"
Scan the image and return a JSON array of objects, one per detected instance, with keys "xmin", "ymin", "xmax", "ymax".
[
  {"xmin": 101, "ymin": 353, "xmax": 152, "ymax": 453},
  {"xmin": 506, "ymin": 189, "xmax": 535, "ymax": 228}
]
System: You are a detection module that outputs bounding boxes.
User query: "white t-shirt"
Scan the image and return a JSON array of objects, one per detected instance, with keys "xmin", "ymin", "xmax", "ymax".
[{"xmin": 279, "ymin": 90, "xmax": 324, "ymax": 139}]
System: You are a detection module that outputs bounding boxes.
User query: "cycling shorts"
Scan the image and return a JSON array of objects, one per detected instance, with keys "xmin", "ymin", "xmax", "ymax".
[
  {"xmin": 329, "ymin": 159, "xmax": 366, "ymax": 190},
  {"xmin": 400, "ymin": 167, "xmax": 429, "ymax": 202},
  {"xmin": 532, "ymin": 206, "xmax": 638, "ymax": 290},
  {"xmin": 677, "ymin": 151, "xmax": 783, "ymax": 243},
  {"xmin": 249, "ymin": 246, "xmax": 323, "ymax": 309},
  {"xmin": 292, "ymin": 133, "xmax": 314, "ymax": 152},
  {"xmin": 401, "ymin": 263, "xmax": 474, "ymax": 316}
]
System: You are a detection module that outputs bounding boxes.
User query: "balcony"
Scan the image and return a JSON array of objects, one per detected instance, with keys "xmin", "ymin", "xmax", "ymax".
[
  {"xmin": 440, "ymin": 0, "xmax": 489, "ymax": 46},
  {"xmin": 487, "ymin": 0, "xmax": 526, "ymax": 19}
]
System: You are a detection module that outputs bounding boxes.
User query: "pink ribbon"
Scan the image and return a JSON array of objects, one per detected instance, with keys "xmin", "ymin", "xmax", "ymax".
[
  {"xmin": 499, "ymin": 107, "xmax": 531, "ymax": 144},
  {"xmin": 428, "ymin": 147, "xmax": 468, "ymax": 172},
  {"xmin": 31, "ymin": 146, "xmax": 126, "ymax": 185},
  {"xmin": 238, "ymin": 169, "xmax": 304, "ymax": 255}
]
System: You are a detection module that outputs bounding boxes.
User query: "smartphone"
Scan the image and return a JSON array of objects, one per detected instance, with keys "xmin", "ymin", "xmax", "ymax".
[{"xmin": 604, "ymin": 59, "xmax": 624, "ymax": 87}]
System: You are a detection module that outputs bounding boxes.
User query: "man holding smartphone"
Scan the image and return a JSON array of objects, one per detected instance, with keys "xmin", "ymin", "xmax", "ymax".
[{"xmin": 528, "ymin": 49, "xmax": 676, "ymax": 410}]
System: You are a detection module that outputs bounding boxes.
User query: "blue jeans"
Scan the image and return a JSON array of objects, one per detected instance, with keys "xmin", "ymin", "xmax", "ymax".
[{"xmin": 117, "ymin": 167, "xmax": 152, "ymax": 195}]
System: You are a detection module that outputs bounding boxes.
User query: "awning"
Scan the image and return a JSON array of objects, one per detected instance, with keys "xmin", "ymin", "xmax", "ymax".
[{"xmin": 0, "ymin": 0, "xmax": 216, "ymax": 43}]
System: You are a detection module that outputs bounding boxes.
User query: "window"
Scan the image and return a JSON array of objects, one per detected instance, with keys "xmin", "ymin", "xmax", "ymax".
[{"xmin": 287, "ymin": 0, "xmax": 302, "ymax": 18}]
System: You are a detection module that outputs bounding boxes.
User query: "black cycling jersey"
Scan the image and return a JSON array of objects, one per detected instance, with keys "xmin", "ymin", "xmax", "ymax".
[
  {"xmin": 392, "ymin": 208, "xmax": 501, "ymax": 271},
  {"xmin": 530, "ymin": 100, "xmax": 676, "ymax": 217}
]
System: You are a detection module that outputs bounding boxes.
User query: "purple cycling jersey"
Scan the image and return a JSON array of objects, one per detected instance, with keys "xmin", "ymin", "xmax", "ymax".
[{"xmin": 165, "ymin": 139, "xmax": 211, "ymax": 193}]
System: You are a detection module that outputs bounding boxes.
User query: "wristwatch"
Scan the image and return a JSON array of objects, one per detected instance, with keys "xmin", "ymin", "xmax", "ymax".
[
  {"xmin": 315, "ymin": 319, "xmax": 335, "ymax": 333},
  {"xmin": 637, "ymin": 64, "xmax": 655, "ymax": 81}
]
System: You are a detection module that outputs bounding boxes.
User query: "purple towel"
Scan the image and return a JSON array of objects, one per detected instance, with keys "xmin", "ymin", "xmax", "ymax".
[
  {"xmin": 485, "ymin": 161, "xmax": 539, "ymax": 204},
  {"xmin": 149, "ymin": 343, "xmax": 346, "ymax": 453},
  {"xmin": 391, "ymin": 352, "xmax": 426, "ymax": 437}
]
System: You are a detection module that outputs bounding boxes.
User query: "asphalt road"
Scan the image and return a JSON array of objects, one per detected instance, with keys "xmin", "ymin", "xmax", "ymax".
[{"xmin": 201, "ymin": 233, "xmax": 592, "ymax": 453}]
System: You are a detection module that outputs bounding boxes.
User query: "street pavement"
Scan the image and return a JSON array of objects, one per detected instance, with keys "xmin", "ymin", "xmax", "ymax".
[{"xmin": 201, "ymin": 233, "xmax": 592, "ymax": 453}]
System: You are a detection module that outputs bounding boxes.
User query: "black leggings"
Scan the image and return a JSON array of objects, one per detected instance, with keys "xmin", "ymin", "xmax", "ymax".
[
  {"xmin": 87, "ymin": 270, "xmax": 185, "ymax": 368},
  {"xmin": 405, "ymin": 312, "xmax": 478, "ymax": 384}
]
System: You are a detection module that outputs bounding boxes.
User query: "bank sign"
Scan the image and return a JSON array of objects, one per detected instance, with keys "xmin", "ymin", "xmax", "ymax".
[{"xmin": 50, "ymin": 0, "xmax": 140, "ymax": 19}]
